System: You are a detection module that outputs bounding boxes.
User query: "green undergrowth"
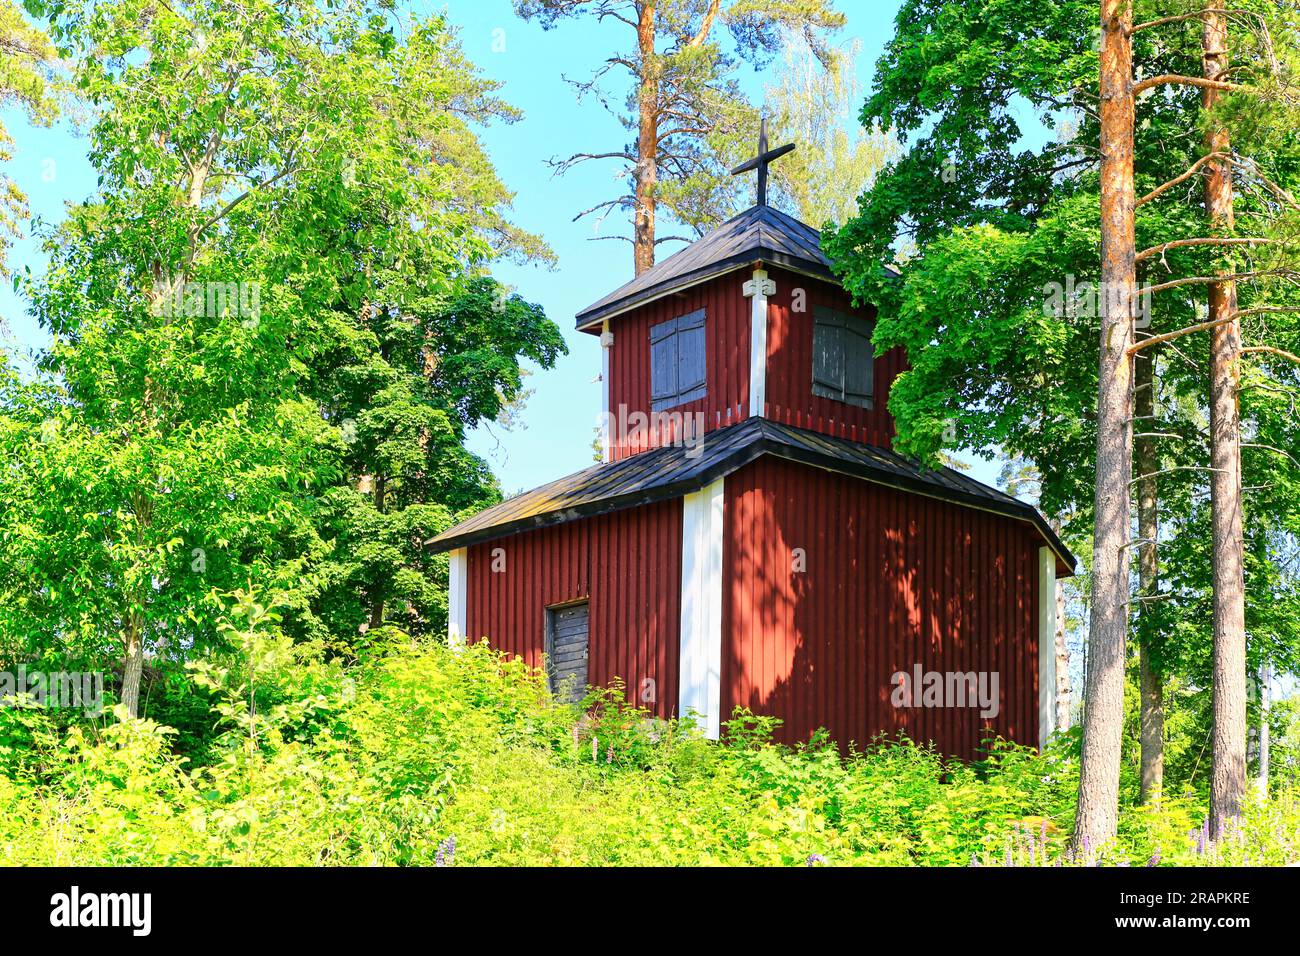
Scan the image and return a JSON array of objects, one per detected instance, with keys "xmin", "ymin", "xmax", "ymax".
[{"xmin": 2, "ymin": 614, "xmax": 1297, "ymax": 866}]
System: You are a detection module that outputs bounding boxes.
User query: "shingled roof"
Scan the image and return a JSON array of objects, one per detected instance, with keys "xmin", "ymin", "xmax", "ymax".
[
  {"xmin": 575, "ymin": 205, "xmax": 839, "ymax": 329},
  {"xmin": 427, "ymin": 417, "xmax": 1076, "ymax": 574}
]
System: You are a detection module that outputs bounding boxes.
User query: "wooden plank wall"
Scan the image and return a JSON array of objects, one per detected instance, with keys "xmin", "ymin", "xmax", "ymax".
[
  {"xmin": 722, "ymin": 456, "xmax": 1042, "ymax": 759},
  {"xmin": 465, "ymin": 498, "xmax": 683, "ymax": 720}
]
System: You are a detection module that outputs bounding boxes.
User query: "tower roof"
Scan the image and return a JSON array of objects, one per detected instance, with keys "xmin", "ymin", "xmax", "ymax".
[{"xmin": 575, "ymin": 204, "xmax": 838, "ymax": 330}]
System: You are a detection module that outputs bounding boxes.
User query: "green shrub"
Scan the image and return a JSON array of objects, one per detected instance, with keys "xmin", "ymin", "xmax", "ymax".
[{"xmin": 2, "ymin": 605, "xmax": 1299, "ymax": 867}]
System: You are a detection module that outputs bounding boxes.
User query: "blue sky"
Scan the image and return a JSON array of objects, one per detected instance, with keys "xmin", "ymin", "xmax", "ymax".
[{"xmin": 1, "ymin": 0, "xmax": 1007, "ymax": 496}]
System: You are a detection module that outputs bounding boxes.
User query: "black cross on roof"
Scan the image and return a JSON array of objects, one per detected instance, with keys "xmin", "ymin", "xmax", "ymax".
[{"xmin": 730, "ymin": 117, "xmax": 795, "ymax": 207}]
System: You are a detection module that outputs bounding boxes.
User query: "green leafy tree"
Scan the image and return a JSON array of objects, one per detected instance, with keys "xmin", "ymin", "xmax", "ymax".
[
  {"xmin": 1, "ymin": 0, "xmax": 561, "ymax": 716},
  {"xmin": 298, "ymin": 278, "xmax": 563, "ymax": 646},
  {"xmin": 826, "ymin": 0, "xmax": 1300, "ymax": 845},
  {"xmin": 762, "ymin": 33, "xmax": 898, "ymax": 228}
]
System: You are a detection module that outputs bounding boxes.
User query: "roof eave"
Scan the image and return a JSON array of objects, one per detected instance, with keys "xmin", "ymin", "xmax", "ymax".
[
  {"xmin": 574, "ymin": 248, "xmax": 836, "ymax": 330},
  {"xmin": 426, "ymin": 422, "xmax": 1077, "ymax": 575}
]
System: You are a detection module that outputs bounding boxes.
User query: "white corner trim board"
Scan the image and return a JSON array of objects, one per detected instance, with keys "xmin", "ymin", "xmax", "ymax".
[
  {"xmin": 679, "ymin": 477, "xmax": 725, "ymax": 739},
  {"xmin": 743, "ymin": 267, "xmax": 773, "ymax": 418},
  {"xmin": 600, "ymin": 320, "xmax": 613, "ymax": 462},
  {"xmin": 1038, "ymin": 546, "xmax": 1057, "ymax": 749},
  {"xmin": 448, "ymin": 547, "xmax": 468, "ymax": 650}
]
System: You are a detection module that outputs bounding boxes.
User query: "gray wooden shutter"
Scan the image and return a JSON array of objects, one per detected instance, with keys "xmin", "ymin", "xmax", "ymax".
[
  {"xmin": 548, "ymin": 603, "xmax": 589, "ymax": 704},
  {"xmin": 843, "ymin": 313, "xmax": 875, "ymax": 409},
  {"xmin": 812, "ymin": 306, "xmax": 846, "ymax": 401},
  {"xmin": 650, "ymin": 317, "xmax": 679, "ymax": 409},
  {"xmin": 675, "ymin": 308, "xmax": 707, "ymax": 404},
  {"xmin": 650, "ymin": 309, "xmax": 707, "ymax": 411},
  {"xmin": 813, "ymin": 306, "xmax": 874, "ymax": 409}
]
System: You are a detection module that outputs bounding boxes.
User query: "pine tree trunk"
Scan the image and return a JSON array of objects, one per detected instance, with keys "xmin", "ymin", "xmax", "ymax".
[
  {"xmin": 633, "ymin": 1, "xmax": 658, "ymax": 276},
  {"xmin": 1202, "ymin": 3, "xmax": 1247, "ymax": 837},
  {"xmin": 1073, "ymin": 0, "xmax": 1136, "ymax": 857},
  {"xmin": 1136, "ymin": 349, "xmax": 1164, "ymax": 802}
]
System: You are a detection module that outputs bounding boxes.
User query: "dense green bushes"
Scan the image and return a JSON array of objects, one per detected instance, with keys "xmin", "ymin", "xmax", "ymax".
[{"xmin": 2, "ymin": 615, "xmax": 1299, "ymax": 866}]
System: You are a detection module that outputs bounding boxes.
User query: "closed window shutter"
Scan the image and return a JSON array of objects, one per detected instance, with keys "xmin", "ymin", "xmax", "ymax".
[
  {"xmin": 650, "ymin": 317, "xmax": 679, "ymax": 408},
  {"xmin": 650, "ymin": 309, "xmax": 707, "ymax": 411},
  {"xmin": 676, "ymin": 308, "xmax": 707, "ymax": 404},
  {"xmin": 844, "ymin": 313, "xmax": 875, "ymax": 409},
  {"xmin": 813, "ymin": 306, "xmax": 874, "ymax": 409},
  {"xmin": 812, "ymin": 307, "xmax": 846, "ymax": 400}
]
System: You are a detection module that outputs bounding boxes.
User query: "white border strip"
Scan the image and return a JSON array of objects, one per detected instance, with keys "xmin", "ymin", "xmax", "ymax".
[
  {"xmin": 679, "ymin": 477, "xmax": 725, "ymax": 738},
  {"xmin": 1038, "ymin": 546, "xmax": 1056, "ymax": 749},
  {"xmin": 746, "ymin": 269, "xmax": 771, "ymax": 417},
  {"xmin": 448, "ymin": 547, "xmax": 468, "ymax": 649},
  {"xmin": 600, "ymin": 320, "xmax": 613, "ymax": 462}
]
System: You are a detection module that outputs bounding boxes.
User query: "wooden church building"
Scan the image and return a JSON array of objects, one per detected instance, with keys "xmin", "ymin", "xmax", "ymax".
[{"xmin": 430, "ymin": 131, "xmax": 1075, "ymax": 758}]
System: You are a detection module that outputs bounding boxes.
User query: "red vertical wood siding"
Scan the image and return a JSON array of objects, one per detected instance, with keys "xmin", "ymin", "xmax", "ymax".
[
  {"xmin": 464, "ymin": 499, "xmax": 683, "ymax": 720},
  {"xmin": 605, "ymin": 272, "xmax": 751, "ymax": 460},
  {"xmin": 601, "ymin": 265, "xmax": 908, "ymax": 458},
  {"xmin": 764, "ymin": 267, "xmax": 906, "ymax": 448},
  {"xmin": 721, "ymin": 457, "xmax": 1041, "ymax": 759}
]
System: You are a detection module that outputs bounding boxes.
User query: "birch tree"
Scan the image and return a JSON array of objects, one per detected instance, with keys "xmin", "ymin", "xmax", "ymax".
[{"xmin": 0, "ymin": 1, "xmax": 56, "ymax": 278}]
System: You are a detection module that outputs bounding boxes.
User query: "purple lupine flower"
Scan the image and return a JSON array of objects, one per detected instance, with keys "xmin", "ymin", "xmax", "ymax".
[
  {"xmin": 806, "ymin": 854, "xmax": 826, "ymax": 866},
  {"xmin": 435, "ymin": 835, "xmax": 456, "ymax": 867},
  {"xmin": 1146, "ymin": 851, "xmax": 1161, "ymax": 867}
]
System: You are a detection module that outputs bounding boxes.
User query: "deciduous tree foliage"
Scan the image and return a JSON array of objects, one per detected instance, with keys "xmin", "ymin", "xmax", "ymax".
[
  {"xmin": 0, "ymin": 0, "xmax": 564, "ymax": 714},
  {"xmin": 826, "ymin": 0, "xmax": 1300, "ymax": 849},
  {"xmin": 298, "ymin": 278, "xmax": 562, "ymax": 647}
]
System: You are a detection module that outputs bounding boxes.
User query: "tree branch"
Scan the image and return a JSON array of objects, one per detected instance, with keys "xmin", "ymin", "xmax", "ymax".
[
  {"xmin": 571, "ymin": 197, "xmax": 635, "ymax": 221},
  {"xmin": 1131, "ymin": 10, "xmax": 1258, "ymax": 33},
  {"xmin": 1236, "ymin": 306, "xmax": 1300, "ymax": 319},
  {"xmin": 1242, "ymin": 443, "xmax": 1300, "ymax": 475},
  {"xmin": 1133, "ymin": 74, "xmax": 1250, "ymax": 96},
  {"xmin": 1242, "ymin": 345, "xmax": 1300, "ymax": 364},
  {"xmin": 1130, "ymin": 306, "xmax": 1300, "ymax": 356},
  {"xmin": 1129, "ymin": 314, "xmax": 1238, "ymax": 355},
  {"xmin": 194, "ymin": 159, "xmax": 298, "ymax": 238},
  {"xmin": 688, "ymin": 0, "xmax": 722, "ymax": 47},
  {"xmin": 1136, "ymin": 237, "xmax": 1273, "ymax": 262},
  {"xmin": 548, "ymin": 151, "xmax": 637, "ymax": 178},
  {"xmin": 1130, "ymin": 466, "xmax": 1226, "ymax": 483},
  {"xmin": 1145, "ymin": 271, "xmax": 1286, "ymax": 296},
  {"xmin": 1137, "ymin": 152, "xmax": 1228, "ymax": 206}
]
